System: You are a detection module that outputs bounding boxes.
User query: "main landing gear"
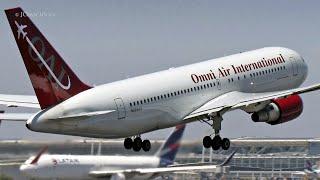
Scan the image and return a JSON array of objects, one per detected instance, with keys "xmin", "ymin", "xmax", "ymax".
[
  {"xmin": 124, "ymin": 136, "xmax": 151, "ymax": 152},
  {"xmin": 202, "ymin": 113, "xmax": 230, "ymax": 150}
]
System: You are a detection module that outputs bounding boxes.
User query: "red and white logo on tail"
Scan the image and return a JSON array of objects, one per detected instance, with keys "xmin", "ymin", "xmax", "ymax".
[
  {"xmin": 5, "ymin": 8, "xmax": 91, "ymax": 109},
  {"xmin": 15, "ymin": 21, "xmax": 71, "ymax": 90}
]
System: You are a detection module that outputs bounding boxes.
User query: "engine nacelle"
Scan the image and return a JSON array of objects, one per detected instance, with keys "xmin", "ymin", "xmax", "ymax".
[{"xmin": 251, "ymin": 95, "xmax": 303, "ymax": 125}]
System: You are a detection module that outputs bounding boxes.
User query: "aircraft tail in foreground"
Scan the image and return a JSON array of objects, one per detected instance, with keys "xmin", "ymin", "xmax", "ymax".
[{"xmin": 5, "ymin": 7, "xmax": 91, "ymax": 109}]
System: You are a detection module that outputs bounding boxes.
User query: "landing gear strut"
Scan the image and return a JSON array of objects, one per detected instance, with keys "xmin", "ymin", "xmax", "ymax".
[
  {"xmin": 124, "ymin": 136, "xmax": 151, "ymax": 152},
  {"xmin": 202, "ymin": 113, "xmax": 230, "ymax": 150}
]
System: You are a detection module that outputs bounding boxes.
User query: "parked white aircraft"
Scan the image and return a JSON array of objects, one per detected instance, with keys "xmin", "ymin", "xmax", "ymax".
[
  {"xmin": 293, "ymin": 160, "xmax": 320, "ymax": 178},
  {"xmin": 19, "ymin": 125, "xmax": 234, "ymax": 179},
  {"xmin": 2, "ymin": 7, "xmax": 320, "ymax": 151}
]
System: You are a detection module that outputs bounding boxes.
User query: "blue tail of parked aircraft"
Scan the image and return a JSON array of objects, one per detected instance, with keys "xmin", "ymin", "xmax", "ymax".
[
  {"xmin": 155, "ymin": 124, "xmax": 186, "ymax": 167},
  {"xmin": 306, "ymin": 160, "xmax": 313, "ymax": 171}
]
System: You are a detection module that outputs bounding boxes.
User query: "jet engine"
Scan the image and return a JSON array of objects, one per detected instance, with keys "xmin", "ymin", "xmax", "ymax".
[{"xmin": 251, "ymin": 95, "xmax": 303, "ymax": 125}]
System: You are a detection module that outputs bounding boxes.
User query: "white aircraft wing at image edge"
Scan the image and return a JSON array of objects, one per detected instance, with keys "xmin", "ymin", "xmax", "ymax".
[
  {"xmin": 0, "ymin": 94, "xmax": 39, "ymax": 108},
  {"xmin": 0, "ymin": 113, "xmax": 34, "ymax": 121}
]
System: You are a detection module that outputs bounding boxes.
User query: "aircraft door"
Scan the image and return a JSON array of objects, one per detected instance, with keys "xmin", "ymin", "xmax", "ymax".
[
  {"xmin": 290, "ymin": 57, "xmax": 299, "ymax": 76},
  {"xmin": 114, "ymin": 98, "xmax": 126, "ymax": 119}
]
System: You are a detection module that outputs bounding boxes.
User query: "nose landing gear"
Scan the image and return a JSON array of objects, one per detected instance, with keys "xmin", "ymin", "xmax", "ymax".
[
  {"xmin": 124, "ymin": 136, "xmax": 151, "ymax": 152},
  {"xmin": 201, "ymin": 113, "xmax": 230, "ymax": 150}
]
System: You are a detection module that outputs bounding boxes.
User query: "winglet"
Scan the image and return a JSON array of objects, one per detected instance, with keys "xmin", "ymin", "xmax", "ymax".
[
  {"xmin": 220, "ymin": 150, "xmax": 236, "ymax": 166},
  {"xmin": 30, "ymin": 146, "xmax": 48, "ymax": 164}
]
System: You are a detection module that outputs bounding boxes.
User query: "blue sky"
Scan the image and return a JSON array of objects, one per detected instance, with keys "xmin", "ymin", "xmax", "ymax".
[{"xmin": 0, "ymin": 0, "xmax": 319, "ymax": 140}]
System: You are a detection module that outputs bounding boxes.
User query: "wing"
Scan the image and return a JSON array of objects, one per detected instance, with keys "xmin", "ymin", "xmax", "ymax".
[
  {"xmin": 89, "ymin": 165, "xmax": 221, "ymax": 178},
  {"xmin": 0, "ymin": 113, "xmax": 34, "ymax": 121},
  {"xmin": 184, "ymin": 83, "xmax": 320, "ymax": 120},
  {"xmin": 292, "ymin": 171, "xmax": 307, "ymax": 175},
  {"xmin": 0, "ymin": 159, "xmax": 25, "ymax": 166},
  {"xmin": 0, "ymin": 94, "xmax": 39, "ymax": 108}
]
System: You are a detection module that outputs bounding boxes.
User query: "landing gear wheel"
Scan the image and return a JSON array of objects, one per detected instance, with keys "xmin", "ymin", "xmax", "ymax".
[
  {"xmin": 142, "ymin": 140, "xmax": 151, "ymax": 152},
  {"xmin": 212, "ymin": 136, "xmax": 221, "ymax": 150},
  {"xmin": 132, "ymin": 137, "xmax": 142, "ymax": 152},
  {"xmin": 202, "ymin": 136, "xmax": 212, "ymax": 148},
  {"xmin": 221, "ymin": 138, "xmax": 230, "ymax": 150},
  {"xmin": 124, "ymin": 138, "xmax": 133, "ymax": 149}
]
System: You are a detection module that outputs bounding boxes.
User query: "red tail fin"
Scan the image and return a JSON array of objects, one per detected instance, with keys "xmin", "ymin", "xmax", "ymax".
[
  {"xmin": 30, "ymin": 146, "xmax": 48, "ymax": 164},
  {"xmin": 5, "ymin": 7, "xmax": 91, "ymax": 109}
]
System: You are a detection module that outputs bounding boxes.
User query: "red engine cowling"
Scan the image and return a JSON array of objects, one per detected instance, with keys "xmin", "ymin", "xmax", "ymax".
[{"xmin": 251, "ymin": 95, "xmax": 303, "ymax": 125}]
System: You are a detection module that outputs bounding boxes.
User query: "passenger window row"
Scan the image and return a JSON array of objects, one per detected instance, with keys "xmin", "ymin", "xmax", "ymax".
[
  {"xmin": 227, "ymin": 66, "xmax": 286, "ymax": 83},
  {"xmin": 129, "ymin": 81, "xmax": 221, "ymax": 107},
  {"xmin": 249, "ymin": 66, "xmax": 286, "ymax": 78},
  {"xmin": 228, "ymin": 74, "xmax": 247, "ymax": 83},
  {"xmin": 130, "ymin": 65, "xmax": 286, "ymax": 106}
]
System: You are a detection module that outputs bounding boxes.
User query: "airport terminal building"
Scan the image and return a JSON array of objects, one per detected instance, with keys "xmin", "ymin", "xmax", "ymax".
[
  {"xmin": 1, "ymin": 137, "xmax": 320, "ymax": 179},
  {"xmin": 199, "ymin": 137, "xmax": 320, "ymax": 170}
]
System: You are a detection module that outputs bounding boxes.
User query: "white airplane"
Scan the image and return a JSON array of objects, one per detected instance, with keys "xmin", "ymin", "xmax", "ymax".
[
  {"xmin": 2, "ymin": 7, "xmax": 320, "ymax": 152},
  {"xmin": 293, "ymin": 160, "xmax": 320, "ymax": 178},
  {"xmin": 19, "ymin": 125, "xmax": 234, "ymax": 179}
]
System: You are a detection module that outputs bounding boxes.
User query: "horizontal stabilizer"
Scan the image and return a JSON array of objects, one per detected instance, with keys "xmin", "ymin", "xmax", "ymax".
[
  {"xmin": 0, "ymin": 113, "xmax": 34, "ymax": 121},
  {"xmin": 0, "ymin": 94, "xmax": 39, "ymax": 108}
]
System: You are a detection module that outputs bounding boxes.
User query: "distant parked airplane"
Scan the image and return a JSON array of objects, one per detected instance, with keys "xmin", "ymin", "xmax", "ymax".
[
  {"xmin": 2, "ymin": 7, "xmax": 320, "ymax": 152},
  {"xmin": 20, "ymin": 125, "xmax": 235, "ymax": 179},
  {"xmin": 293, "ymin": 160, "xmax": 320, "ymax": 178}
]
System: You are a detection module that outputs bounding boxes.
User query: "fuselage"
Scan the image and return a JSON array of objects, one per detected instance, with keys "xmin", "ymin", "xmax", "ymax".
[
  {"xmin": 20, "ymin": 154, "xmax": 160, "ymax": 179},
  {"xmin": 27, "ymin": 47, "xmax": 308, "ymax": 138}
]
